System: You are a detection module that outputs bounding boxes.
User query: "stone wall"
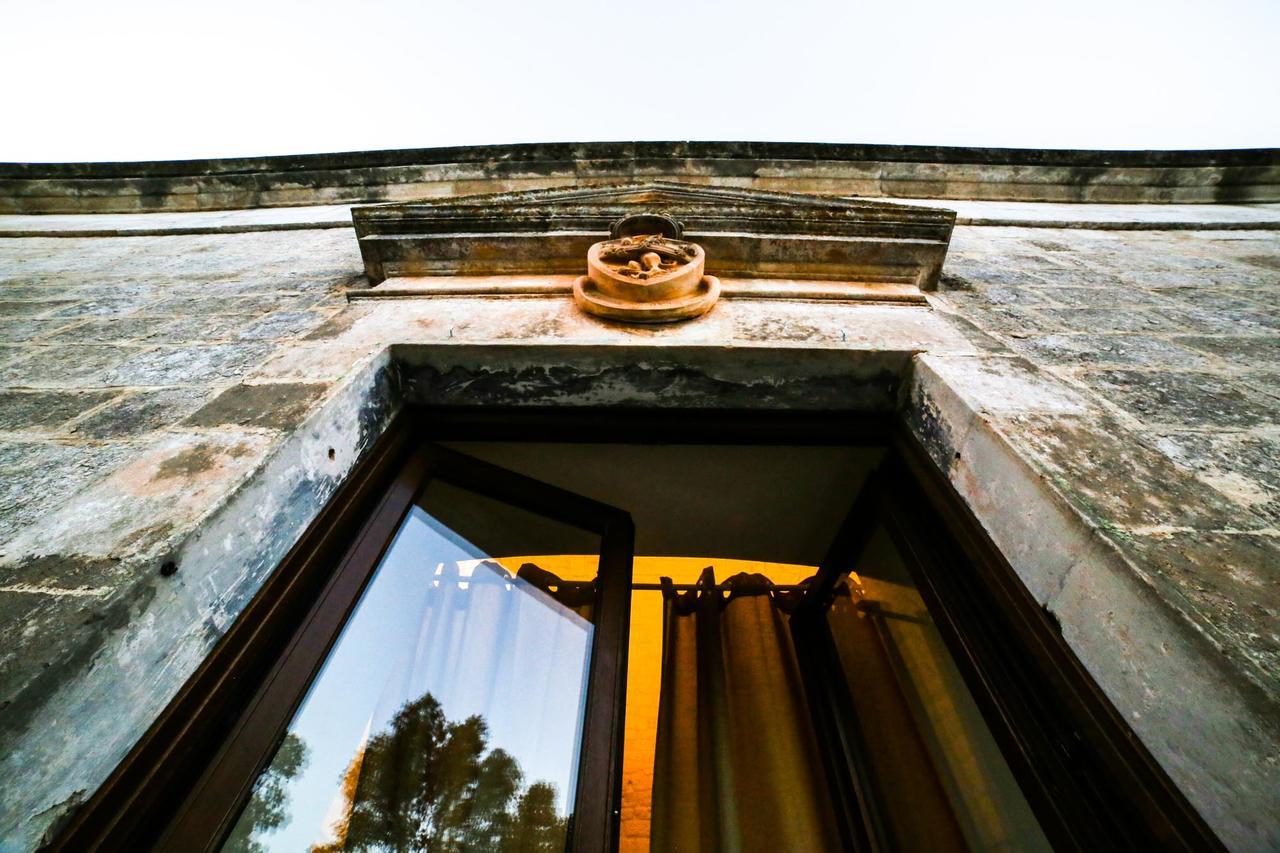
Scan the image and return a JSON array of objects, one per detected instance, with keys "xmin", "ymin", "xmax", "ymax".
[{"xmin": 0, "ymin": 210, "xmax": 1277, "ymax": 849}]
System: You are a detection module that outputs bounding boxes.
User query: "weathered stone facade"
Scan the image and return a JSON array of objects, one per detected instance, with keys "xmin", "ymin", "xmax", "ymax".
[{"xmin": 0, "ymin": 145, "xmax": 1278, "ymax": 850}]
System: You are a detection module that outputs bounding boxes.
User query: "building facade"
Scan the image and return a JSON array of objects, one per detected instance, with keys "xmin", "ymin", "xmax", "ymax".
[{"xmin": 0, "ymin": 143, "xmax": 1278, "ymax": 851}]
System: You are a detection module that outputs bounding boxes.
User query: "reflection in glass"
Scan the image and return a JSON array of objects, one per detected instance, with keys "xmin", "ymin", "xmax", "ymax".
[
  {"xmin": 222, "ymin": 483, "xmax": 599, "ymax": 853},
  {"xmin": 829, "ymin": 525, "xmax": 1051, "ymax": 852}
]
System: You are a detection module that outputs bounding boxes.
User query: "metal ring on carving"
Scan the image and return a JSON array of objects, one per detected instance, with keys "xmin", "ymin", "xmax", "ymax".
[
  {"xmin": 609, "ymin": 213, "xmax": 683, "ymax": 240},
  {"xmin": 573, "ymin": 274, "xmax": 720, "ymax": 324}
]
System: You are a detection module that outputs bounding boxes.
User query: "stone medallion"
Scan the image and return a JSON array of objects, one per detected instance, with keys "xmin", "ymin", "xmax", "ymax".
[{"xmin": 572, "ymin": 213, "xmax": 721, "ymax": 323}]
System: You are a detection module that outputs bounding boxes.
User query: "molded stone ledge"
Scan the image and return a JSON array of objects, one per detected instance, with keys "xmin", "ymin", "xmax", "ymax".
[
  {"xmin": 352, "ymin": 275, "xmax": 928, "ymax": 305},
  {"xmin": 4, "ymin": 142, "xmax": 1277, "ymax": 214},
  {"xmin": 5, "ymin": 201, "xmax": 1279, "ymax": 240}
]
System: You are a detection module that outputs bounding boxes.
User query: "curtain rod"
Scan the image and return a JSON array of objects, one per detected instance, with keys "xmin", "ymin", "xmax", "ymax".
[
  {"xmin": 631, "ymin": 582, "xmax": 810, "ymax": 591},
  {"xmin": 442, "ymin": 571, "xmax": 815, "ymax": 592},
  {"xmin": 443, "ymin": 574, "xmax": 814, "ymax": 592}
]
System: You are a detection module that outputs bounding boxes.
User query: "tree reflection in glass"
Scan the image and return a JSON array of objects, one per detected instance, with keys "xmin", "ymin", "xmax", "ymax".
[
  {"xmin": 222, "ymin": 734, "xmax": 309, "ymax": 853},
  {"xmin": 219, "ymin": 493, "xmax": 597, "ymax": 853},
  {"xmin": 227, "ymin": 692, "xmax": 567, "ymax": 852}
]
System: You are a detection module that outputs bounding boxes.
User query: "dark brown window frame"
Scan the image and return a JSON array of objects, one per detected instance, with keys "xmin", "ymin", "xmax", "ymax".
[
  {"xmin": 152, "ymin": 440, "xmax": 634, "ymax": 852},
  {"xmin": 792, "ymin": 447, "xmax": 1223, "ymax": 851},
  {"xmin": 48, "ymin": 406, "xmax": 1221, "ymax": 852}
]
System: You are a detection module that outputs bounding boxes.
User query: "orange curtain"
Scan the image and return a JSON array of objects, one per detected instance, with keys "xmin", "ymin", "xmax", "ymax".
[
  {"xmin": 649, "ymin": 568, "xmax": 842, "ymax": 852},
  {"xmin": 824, "ymin": 592, "xmax": 968, "ymax": 851}
]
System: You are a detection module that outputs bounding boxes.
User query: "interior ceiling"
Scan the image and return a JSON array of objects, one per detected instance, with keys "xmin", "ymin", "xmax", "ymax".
[{"xmin": 441, "ymin": 442, "xmax": 883, "ymax": 567}]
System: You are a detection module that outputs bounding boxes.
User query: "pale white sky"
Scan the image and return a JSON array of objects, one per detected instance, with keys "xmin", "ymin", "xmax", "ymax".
[{"xmin": 2, "ymin": 0, "xmax": 1278, "ymax": 162}]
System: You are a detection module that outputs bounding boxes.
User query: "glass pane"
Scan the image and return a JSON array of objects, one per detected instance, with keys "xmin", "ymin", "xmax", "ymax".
[
  {"xmin": 221, "ymin": 476, "xmax": 601, "ymax": 853},
  {"xmin": 827, "ymin": 524, "xmax": 1051, "ymax": 852}
]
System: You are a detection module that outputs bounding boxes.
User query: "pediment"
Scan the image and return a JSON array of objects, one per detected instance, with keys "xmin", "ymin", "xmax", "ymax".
[{"xmin": 352, "ymin": 181, "xmax": 955, "ymax": 289}]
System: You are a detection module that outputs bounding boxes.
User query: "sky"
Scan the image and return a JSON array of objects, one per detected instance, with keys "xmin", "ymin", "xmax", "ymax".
[{"xmin": 2, "ymin": 0, "xmax": 1278, "ymax": 162}]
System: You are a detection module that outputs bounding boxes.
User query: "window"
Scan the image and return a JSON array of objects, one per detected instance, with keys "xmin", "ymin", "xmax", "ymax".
[{"xmin": 51, "ymin": 410, "xmax": 1219, "ymax": 852}]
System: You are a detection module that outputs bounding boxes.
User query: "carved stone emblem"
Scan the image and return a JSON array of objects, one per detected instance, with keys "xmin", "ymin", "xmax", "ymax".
[{"xmin": 573, "ymin": 213, "xmax": 720, "ymax": 323}]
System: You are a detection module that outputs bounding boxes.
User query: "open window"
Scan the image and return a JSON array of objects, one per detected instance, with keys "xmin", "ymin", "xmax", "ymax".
[
  {"xmin": 52, "ymin": 410, "xmax": 1220, "ymax": 852},
  {"xmin": 157, "ymin": 444, "xmax": 633, "ymax": 852}
]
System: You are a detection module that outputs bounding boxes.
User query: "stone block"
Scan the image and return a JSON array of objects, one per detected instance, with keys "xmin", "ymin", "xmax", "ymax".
[
  {"xmin": 1084, "ymin": 369, "xmax": 1280, "ymax": 429},
  {"xmin": 0, "ymin": 390, "xmax": 118, "ymax": 431},
  {"xmin": 998, "ymin": 413, "xmax": 1253, "ymax": 532},
  {"xmin": 71, "ymin": 388, "xmax": 215, "ymax": 439},
  {"xmin": 44, "ymin": 317, "xmax": 169, "ymax": 344},
  {"xmin": 235, "ymin": 311, "xmax": 326, "ymax": 341},
  {"xmin": 0, "ymin": 318, "xmax": 79, "ymax": 343},
  {"xmin": 0, "ymin": 345, "xmax": 139, "ymax": 389},
  {"xmin": 1034, "ymin": 307, "xmax": 1189, "ymax": 334},
  {"xmin": 1156, "ymin": 431, "xmax": 1280, "ymax": 526},
  {"xmin": 139, "ymin": 314, "xmax": 254, "ymax": 344},
  {"xmin": 1031, "ymin": 286, "xmax": 1177, "ymax": 308},
  {"xmin": 98, "ymin": 343, "xmax": 274, "ymax": 387},
  {"xmin": 1155, "ymin": 306, "xmax": 1280, "ymax": 336},
  {"xmin": 183, "ymin": 382, "xmax": 329, "ymax": 431},
  {"xmin": 0, "ymin": 301, "xmax": 75, "ymax": 318},
  {"xmin": 0, "ymin": 442, "xmax": 137, "ymax": 549},
  {"xmin": 1176, "ymin": 335, "xmax": 1280, "ymax": 365},
  {"xmin": 1005, "ymin": 333, "xmax": 1220, "ymax": 371}
]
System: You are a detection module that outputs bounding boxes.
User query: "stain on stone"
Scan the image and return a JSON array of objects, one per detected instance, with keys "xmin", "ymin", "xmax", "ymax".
[
  {"xmin": 0, "ymin": 390, "xmax": 117, "ymax": 431},
  {"xmin": 1027, "ymin": 240, "xmax": 1072, "ymax": 253},
  {"xmin": 1240, "ymin": 254, "xmax": 1280, "ymax": 272},
  {"xmin": 734, "ymin": 316, "xmax": 827, "ymax": 342},
  {"xmin": 903, "ymin": 388, "xmax": 958, "ymax": 474},
  {"xmin": 0, "ymin": 553, "xmax": 124, "ymax": 589},
  {"xmin": 0, "ymin": 572, "xmax": 157, "ymax": 750},
  {"xmin": 34, "ymin": 788, "xmax": 86, "ymax": 848},
  {"xmin": 1011, "ymin": 413, "xmax": 1252, "ymax": 531},
  {"xmin": 154, "ymin": 444, "xmax": 228, "ymax": 480},
  {"xmin": 302, "ymin": 308, "xmax": 366, "ymax": 340},
  {"xmin": 71, "ymin": 388, "xmax": 212, "ymax": 439},
  {"xmin": 403, "ymin": 361, "xmax": 901, "ymax": 413},
  {"xmin": 182, "ymin": 382, "xmax": 329, "ymax": 431},
  {"xmin": 1119, "ymin": 531, "xmax": 1280, "ymax": 696},
  {"xmin": 493, "ymin": 317, "xmax": 564, "ymax": 339},
  {"xmin": 1153, "ymin": 432, "xmax": 1280, "ymax": 523},
  {"xmin": 939, "ymin": 274, "xmax": 977, "ymax": 291}
]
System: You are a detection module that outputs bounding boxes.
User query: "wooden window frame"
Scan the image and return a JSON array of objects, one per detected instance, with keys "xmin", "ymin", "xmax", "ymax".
[
  {"xmin": 49, "ymin": 406, "xmax": 1220, "ymax": 851},
  {"xmin": 793, "ymin": 438, "xmax": 1223, "ymax": 851}
]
